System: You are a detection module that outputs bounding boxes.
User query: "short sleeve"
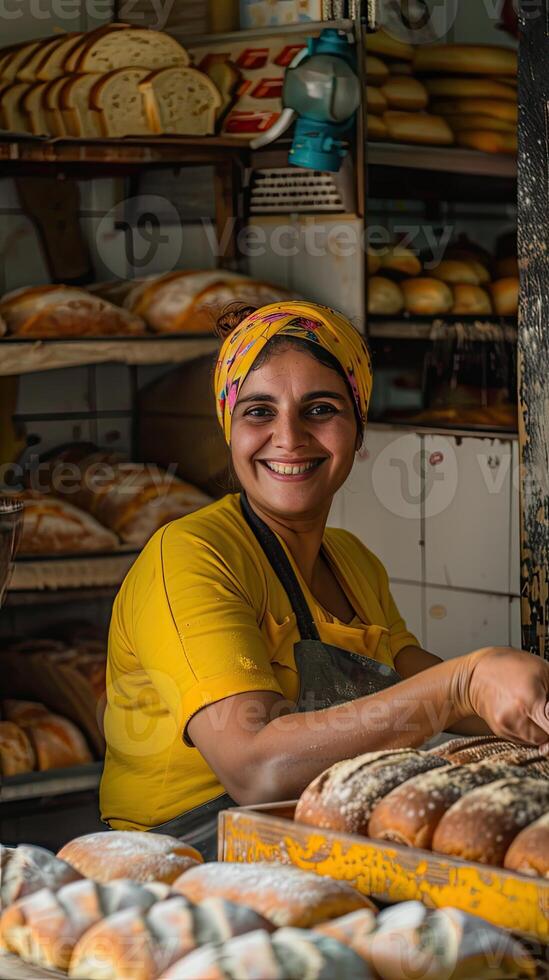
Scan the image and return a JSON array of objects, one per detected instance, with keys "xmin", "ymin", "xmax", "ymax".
[{"xmin": 126, "ymin": 522, "xmax": 283, "ymax": 745}]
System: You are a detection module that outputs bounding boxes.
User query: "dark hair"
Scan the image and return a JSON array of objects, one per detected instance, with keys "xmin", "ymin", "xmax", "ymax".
[{"xmin": 216, "ymin": 303, "xmax": 364, "ymax": 440}]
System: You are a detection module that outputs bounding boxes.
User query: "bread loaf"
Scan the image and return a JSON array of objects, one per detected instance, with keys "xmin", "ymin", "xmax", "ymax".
[
  {"xmin": 432, "ymin": 777, "xmax": 549, "ymax": 865},
  {"xmin": 379, "ymin": 245, "xmax": 422, "ymax": 277},
  {"xmin": 443, "ymin": 114, "xmax": 516, "ymax": 134},
  {"xmin": 1, "ymin": 81, "xmax": 31, "ymax": 133},
  {"xmin": 159, "ymin": 927, "xmax": 371, "ymax": 980},
  {"xmin": 367, "ymin": 277, "xmax": 403, "ymax": 315},
  {"xmin": 366, "ymin": 29, "xmax": 414, "ymax": 62},
  {"xmin": 424, "ymin": 77, "xmax": 518, "ymax": 101},
  {"xmin": 366, "ymin": 85, "xmax": 387, "ymax": 116},
  {"xmin": 201, "ymin": 59, "xmax": 240, "ymax": 121},
  {"xmin": 69, "ymin": 896, "xmax": 274, "ymax": 980},
  {"xmin": 0, "ymin": 284, "xmax": 146, "ymax": 337},
  {"xmin": 380, "ymin": 76, "xmax": 428, "ymax": 112},
  {"xmin": 43, "ymin": 76, "xmax": 71, "ymax": 137},
  {"xmin": 0, "ymin": 844, "xmax": 82, "ymax": 907},
  {"xmin": 428, "ymin": 735, "xmax": 514, "ymax": 764},
  {"xmin": 1, "ymin": 40, "xmax": 42, "ymax": 82},
  {"xmin": 90, "ymin": 68, "xmax": 151, "ymax": 138},
  {"xmin": 504, "ymin": 812, "xmax": 549, "ymax": 877},
  {"xmin": 452, "ymin": 285, "xmax": 493, "ymax": 315},
  {"xmin": 456, "ymin": 131, "xmax": 517, "ymax": 155},
  {"xmin": 414, "ymin": 44, "xmax": 517, "ymax": 77},
  {"xmin": 367, "ymin": 114, "xmax": 387, "ymax": 140},
  {"xmin": 383, "ymin": 111, "xmax": 454, "ymax": 146},
  {"xmin": 2, "ymin": 699, "xmax": 50, "ymax": 724},
  {"xmin": 58, "ymin": 831, "xmax": 202, "ymax": 885},
  {"xmin": 368, "ymin": 760, "xmax": 527, "ymax": 849},
  {"xmin": 20, "ymin": 81, "xmax": 49, "ymax": 135},
  {"xmin": 432, "ymin": 97, "xmax": 517, "ymax": 124},
  {"xmin": 60, "ymin": 75, "xmax": 103, "ymax": 138},
  {"xmin": 18, "ymin": 491, "xmax": 119, "ymax": 555},
  {"xmin": 401, "ymin": 277, "xmax": 453, "ymax": 315},
  {"xmin": 431, "ymin": 259, "xmax": 482, "ymax": 285},
  {"xmin": 366, "ymin": 54, "xmax": 389, "ymax": 85},
  {"xmin": 490, "ymin": 277, "xmax": 519, "ymax": 315},
  {"xmin": 124, "ymin": 270, "xmax": 293, "ymax": 334},
  {"xmin": 314, "ymin": 909, "xmax": 376, "ymax": 963},
  {"xmin": 366, "ymin": 247, "xmax": 381, "ymax": 276},
  {"xmin": 72, "ymin": 27, "xmax": 190, "ymax": 73},
  {"xmin": 36, "ymin": 33, "xmax": 84, "ymax": 80},
  {"xmin": 16, "ymin": 36, "xmax": 63, "ymax": 82},
  {"xmin": 63, "ymin": 24, "xmax": 128, "ymax": 73},
  {"xmin": 295, "ymin": 749, "xmax": 447, "ymax": 835},
  {"xmin": 24, "ymin": 712, "xmax": 92, "ymax": 770},
  {"xmin": 140, "ymin": 66, "xmax": 221, "ymax": 136},
  {"xmin": 0, "ymin": 720, "xmax": 35, "ymax": 776},
  {"xmin": 0, "ymin": 878, "xmax": 171, "ymax": 970},
  {"xmin": 172, "ymin": 862, "xmax": 375, "ymax": 928}
]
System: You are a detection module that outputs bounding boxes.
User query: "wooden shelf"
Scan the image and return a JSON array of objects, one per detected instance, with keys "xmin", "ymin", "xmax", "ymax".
[
  {"xmin": 0, "ymin": 333, "xmax": 218, "ymax": 376},
  {"xmin": 0, "ymin": 763, "xmax": 102, "ymax": 802},
  {"xmin": 367, "ymin": 142, "xmax": 517, "ymax": 179},
  {"xmin": 368, "ymin": 316, "xmax": 518, "ymax": 341}
]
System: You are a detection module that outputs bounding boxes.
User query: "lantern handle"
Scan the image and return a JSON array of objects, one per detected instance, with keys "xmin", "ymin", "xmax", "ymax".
[{"xmin": 249, "ymin": 45, "xmax": 310, "ymax": 150}]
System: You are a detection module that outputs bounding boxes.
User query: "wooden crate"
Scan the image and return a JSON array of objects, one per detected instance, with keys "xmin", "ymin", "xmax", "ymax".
[{"xmin": 218, "ymin": 802, "xmax": 549, "ymax": 942}]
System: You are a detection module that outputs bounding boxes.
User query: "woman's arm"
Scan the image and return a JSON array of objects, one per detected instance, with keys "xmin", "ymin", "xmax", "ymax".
[
  {"xmin": 394, "ymin": 645, "xmax": 491, "ymax": 735},
  {"xmin": 188, "ymin": 646, "xmax": 549, "ymax": 805}
]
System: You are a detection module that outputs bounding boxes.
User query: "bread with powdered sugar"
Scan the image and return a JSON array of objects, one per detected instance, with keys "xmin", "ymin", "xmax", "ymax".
[
  {"xmin": 504, "ymin": 812, "xmax": 549, "ymax": 878},
  {"xmin": 57, "ymin": 831, "xmax": 202, "ymax": 885}
]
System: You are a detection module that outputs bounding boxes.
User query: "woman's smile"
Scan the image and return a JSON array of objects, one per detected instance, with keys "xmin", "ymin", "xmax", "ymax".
[{"xmin": 259, "ymin": 458, "xmax": 326, "ymax": 479}]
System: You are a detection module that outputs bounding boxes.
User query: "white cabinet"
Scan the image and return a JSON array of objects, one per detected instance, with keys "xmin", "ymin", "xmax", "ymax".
[
  {"xmin": 424, "ymin": 435, "xmax": 512, "ymax": 595},
  {"xmin": 390, "ymin": 581, "xmax": 425, "ymax": 649},
  {"xmin": 425, "ymin": 587, "xmax": 510, "ymax": 660},
  {"xmin": 336, "ymin": 428, "xmax": 423, "ymax": 583}
]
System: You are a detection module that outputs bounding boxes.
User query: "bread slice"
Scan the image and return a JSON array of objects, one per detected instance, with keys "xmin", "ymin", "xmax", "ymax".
[
  {"xmin": 20, "ymin": 80, "xmax": 49, "ymax": 135},
  {"xmin": 63, "ymin": 24, "xmax": 128, "ymax": 73},
  {"xmin": 17, "ymin": 35, "xmax": 65, "ymax": 81},
  {"xmin": 72, "ymin": 27, "xmax": 189, "ymax": 73},
  {"xmin": 60, "ymin": 74, "xmax": 102, "ymax": 138},
  {"xmin": 36, "ymin": 32, "xmax": 83, "ymax": 80},
  {"xmin": 140, "ymin": 66, "xmax": 221, "ymax": 136},
  {"xmin": 89, "ymin": 68, "xmax": 151, "ymax": 137},
  {"xmin": 1, "ymin": 82, "xmax": 32, "ymax": 133},
  {"xmin": 201, "ymin": 59, "xmax": 240, "ymax": 120},
  {"xmin": 44, "ymin": 76, "xmax": 70, "ymax": 136},
  {"xmin": 2, "ymin": 40, "xmax": 42, "ymax": 82}
]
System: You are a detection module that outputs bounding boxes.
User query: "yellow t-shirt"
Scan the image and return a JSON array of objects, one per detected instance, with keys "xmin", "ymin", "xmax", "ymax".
[{"xmin": 100, "ymin": 493, "xmax": 418, "ymax": 830}]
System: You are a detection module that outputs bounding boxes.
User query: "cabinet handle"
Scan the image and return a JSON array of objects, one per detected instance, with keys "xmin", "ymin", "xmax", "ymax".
[{"xmin": 429, "ymin": 451, "xmax": 444, "ymax": 466}]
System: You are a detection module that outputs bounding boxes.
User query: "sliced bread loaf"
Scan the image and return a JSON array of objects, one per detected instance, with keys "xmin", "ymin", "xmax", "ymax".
[
  {"xmin": 202, "ymin": 59, "xmax": 240, "ymax": 120},
  {"xmin": 60, "ymin": 74, "xmax": 102, "ymax": 138},
  {"xmin": 1, "ymin": 82, "xmax": 32, "ymax": 133},
  {"xmin": 36, "ymin": 32, "xmax": 84, "ymax": 80},
  {"xmin": 17, "ymin": 35, "xmax": 65, "ymax": 81},
  {"xmin": 2, "ymin": 40, "xmax": 42, "ymax": 83},
  {"xmin": 21, "ymin": 81, "xmax": 49, "ymax": 135},
  {"xmin": 89, "ymin": 68, "xmax": 151, "ymax": 137},
  {"xmin": 139, "ymin": 66, "xmax": 221, "ymax": 136},
  {"xmin": 44, "ymin": 76, "xmax": 71, "ymax": 137},
  {"xmin": 72, "ymin": 27, "xmax": 189, "ymax": 73},
  {"xmin": 63, "ymin": 23, "xmax": 128, "ymax": 73}
]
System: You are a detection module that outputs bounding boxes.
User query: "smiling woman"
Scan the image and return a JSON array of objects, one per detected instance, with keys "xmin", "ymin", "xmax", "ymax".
[{"xmin": 100, "ymin": 300, "xmax": 549, "ymax": 858}]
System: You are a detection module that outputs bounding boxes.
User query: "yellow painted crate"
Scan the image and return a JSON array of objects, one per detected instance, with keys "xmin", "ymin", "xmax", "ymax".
[{"xmin": 218, "ymin": 802, "xmax": 549, "ymax": 943}]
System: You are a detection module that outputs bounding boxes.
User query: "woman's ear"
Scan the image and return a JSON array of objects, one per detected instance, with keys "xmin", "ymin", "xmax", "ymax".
[{"xmin": 355, "ymin": 429, "xmax": 364, "ymax": 453}]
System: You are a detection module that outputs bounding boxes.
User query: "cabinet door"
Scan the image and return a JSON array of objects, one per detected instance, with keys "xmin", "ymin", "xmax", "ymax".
[
  {"xmin": 425, "ymin": 587, "xmax": 510, "ymax": 660},
  {"xmin": 336, "ymin": 428, "xmax": 423, "ymax": 582},
  {"xmin": 424, "ymin": 436, "xmax": 512, "ymax": 595},
  {"xmin": 390, "ymin": 581, "xmax": 424, "ymax": 649}
]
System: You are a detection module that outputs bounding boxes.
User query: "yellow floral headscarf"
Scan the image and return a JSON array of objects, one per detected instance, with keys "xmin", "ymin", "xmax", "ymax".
[{"xmin": 214, "ymin": 301, "xmax": 373, "ymax": 444}]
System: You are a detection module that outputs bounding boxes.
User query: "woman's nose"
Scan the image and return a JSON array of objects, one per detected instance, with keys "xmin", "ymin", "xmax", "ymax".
[{"xmin": 272, "ymin": 412, "xmax": 308, "ymax": 450}]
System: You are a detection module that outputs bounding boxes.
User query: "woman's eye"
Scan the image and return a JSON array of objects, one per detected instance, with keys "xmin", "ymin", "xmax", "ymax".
[
  {"xmin": 308, "ymin": 404, "xmax": 338, "ymax": 417},
  {"xmin": 245, "ymin": 406, "xmax": 273, "ymax": 418}
]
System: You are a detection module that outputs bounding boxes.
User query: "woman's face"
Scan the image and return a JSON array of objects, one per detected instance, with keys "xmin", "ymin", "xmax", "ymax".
[{"xmin": 230, "ymin": 348, "xmax": 359, "ymax": 523}]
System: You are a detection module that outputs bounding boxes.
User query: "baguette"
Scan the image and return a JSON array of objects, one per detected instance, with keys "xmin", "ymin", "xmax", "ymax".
[
  {"xmin": 172, "ymin": 862, "xmax": 375, "ymax": 928},
  {"xmin": 139, "ymin": 66, "xmax": 221, "ymax": 136},
  {"xmin": 0, "ymin": 844, "xmax": 82, "ymax": 907},
  {"xmin": 0, "ymin": 284, "xmax": 146, "ymax": 336},
  {"xmin": 89, "ymin": 68, "xmax": 151, "ymax": 138},
  {"xmin": 295, "ymin": 749, "xmax": 447, "ymax": 835},
  {"xmin": 0, "ymin": 878, "xmax": 171, "ymax": 970},
  {"xmin": 0, "ymin": 720, "xmax": 35, "ymax": 776},
  {"xmin": 456, "ymin": 130, "xmax": 517, "ymax": 155},
  {"xmin": 504, "ymin": 812, "xmax": 549, "ymax": 878},
  {"xmin": 365, "ymin": 54, "xmax": 389, "ymax": 84},
  {"xmin": 366, "ymin": 85, "xmax": 387, "ymax": 116},
  {"xmin": 366, "ymin": 29, "xmax": 414, "ymax": 62},
  {"xmin": 425, "ymin": 76, "xmax": 518, "ymax": 101},
  {"xmin": 383, "ymin": 111, "xmax": 454, "ymax": 146},
  {"xmin": 69, "ymin": 896, "xmax": 274, "ymax": 980},
  {"xmin": 368, "ymin": 760, "xmax": 526, "ymax": 849},
  {"xmin": 58, "ymin": 831, "xmax": 203, "ymax": 884},
  {"xmin": 401, "ymin": 277, "xmax": 453, "ymax": 315},
  {"xmin": 431, "ymin": 98, "xmax": 517, "ymax": 123},
  {"xmin": 490, "ymin": 276, "xmax": 519, "ymax": 315},
  {"xmin": 72, "ymin": 27, "xmax": 190, "ymax": 73},
  {"xmin": 414, "ymin": 44, "xmax": 518, "ymax": 77},
  {"xmin": 451, "ymin": 284, "xmax": 492, "ymax": 315},
  {"xmin": 368, "ymin": 277, "xmax": 404, "ymax": 314},
  {"xmin": 432, "ymin": 777, "xmax": 549, "ymax": 865},
  {"xmin": 380, "ymin": 76, "xmax": 428, "ymax": 112}
]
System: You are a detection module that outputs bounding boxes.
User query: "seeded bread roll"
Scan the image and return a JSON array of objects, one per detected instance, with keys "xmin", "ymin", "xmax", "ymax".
[
  {"xmin": 368, "ymin": 760, "xmax": 527, "ymax": 849},
  {"xmin": 58, "ymin": 831, "xmax": 203, "ymax": 884},
  {"xmin": 504, "ymin": 813, "xmax": 549, "ymax": 878},
  {"xmin": 171, "ymin": 862, "xmax": 375, "ymax": 928},
  {"xmin": 432, "ymin": 777, "xmax": 549, "ymax": 866},
  {"xmin": 295, "ymin": 749, "xmax": 448, "ymax": 835},
  {"xmin": 0, "ymin": 844, "xmax": 82, "ymax": 907},
  {"xmin": 0, "ymin": 878, "xmax": 172, "ymax": 970},
  {"xmin": 69, "ymin": 896, "xmax": 274, "ymax": 980}
]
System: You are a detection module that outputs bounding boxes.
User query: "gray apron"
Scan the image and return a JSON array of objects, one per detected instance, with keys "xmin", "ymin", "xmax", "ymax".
[{"xmin": 150, "ymin": 493, "xmax": 400, "ymax": 859}]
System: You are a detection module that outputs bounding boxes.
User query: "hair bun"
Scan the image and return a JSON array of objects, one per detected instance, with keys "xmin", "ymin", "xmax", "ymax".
[{"xmin": 215, "ymin": 303, "xmax": 257, "ymax": 340}]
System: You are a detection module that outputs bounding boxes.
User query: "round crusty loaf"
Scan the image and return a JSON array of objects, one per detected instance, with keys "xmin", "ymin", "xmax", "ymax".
[
  {"xmin": 0, "ymin": 844, "xmax": 82, "ymax": 907},
  {"xmin": 171, "ymin": 862, "xmax": 375, "ymax": 928},
  {"xmin": 504, "ymin": 812, "xmax": 549, "ymax": 878},
  {"xmin": 368, "ymin": 760, "xmax": 527, "ymax": 849},
  {"xmin": 401, "ymin": 278, "xmax": 453, "ymax": 315},
  {"xmin": 57, "ymin": 831, "xmax": 203, "ymax": 884},
  {"xmin": 432, "ymin": 777, "xmax": 549, "ymax": 866},
  {"xmin": 451, "ymin": 285, "xmax": 492, "ymax": 315},
  {"xmin": 368, "ymin": 276, "xmax": 404, "ymax": 315},
  {"xmin": 295, "ymin": 749, "xmax": 448, "ymax": 836}
]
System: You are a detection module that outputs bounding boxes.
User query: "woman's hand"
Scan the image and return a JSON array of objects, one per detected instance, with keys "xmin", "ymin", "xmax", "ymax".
[{"xmin": 457, "ymin": 647, "xmax": 549, "ymax": 748}]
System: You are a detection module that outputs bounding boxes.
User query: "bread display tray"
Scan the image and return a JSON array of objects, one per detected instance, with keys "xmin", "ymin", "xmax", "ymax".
[{"xmin": 218, "ymin": 802, "xmax": 549, "ymax": 942}]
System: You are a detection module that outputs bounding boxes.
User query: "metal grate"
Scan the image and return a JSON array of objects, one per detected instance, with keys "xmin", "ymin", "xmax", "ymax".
[{"xmin": 250, "ymin": 167, "xmax": 346, "ymax": 213}]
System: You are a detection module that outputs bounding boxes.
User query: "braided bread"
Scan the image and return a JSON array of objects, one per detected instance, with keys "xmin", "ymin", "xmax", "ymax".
[{"xmin": 0, "ymin": 844, "xmax": 82, "ymax": 907}]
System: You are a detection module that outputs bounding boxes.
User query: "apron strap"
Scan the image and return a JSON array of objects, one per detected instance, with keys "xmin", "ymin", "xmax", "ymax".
[{"xmin": 239, "ymin": 492, "xmax": 321, "ymax": 642}]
